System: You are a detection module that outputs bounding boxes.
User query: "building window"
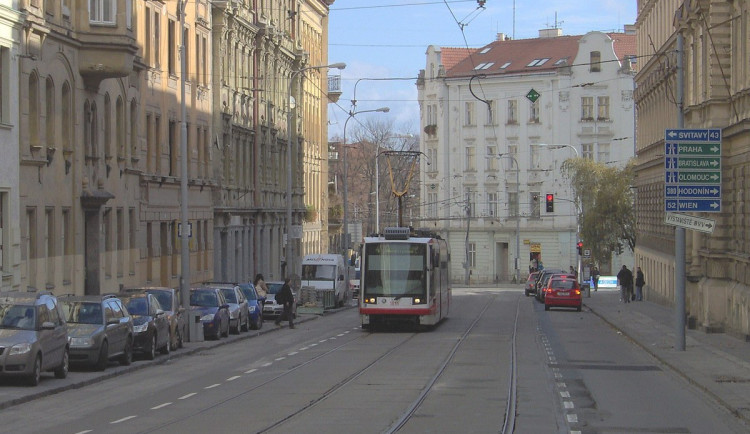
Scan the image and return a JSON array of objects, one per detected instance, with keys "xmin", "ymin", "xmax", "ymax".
[
  {"xmin": 144, "ymin": 6, "xmax": 151, "ymax": 65},
  {"xmin": 530, "ymin": 145, "xmax": 540, "ymax": 169},
  {"xmin": 0, "ymin": 47, "xmax": 9, "ymax": 124},
  {"xmin": 465, "ymin": 101, "xmax": 474, "ymax": 126},
  {"xmin": 29, "ymin": 72, "xmax": 39, "ymax": 151},
  {"xmin": 486, "ymin": 100, "xmax": 495, "ymax": 125},
  {"xmin": 168, "ymin": 19, "xmax": 176, "ymax": 76},
  {"xmin": 89, "ymin": 0, "xmax": 115, "ymax": 23},
  {"xmin": 129, "ymin": 208, "xmax": 136, "ymax": 275},
  {"xmin": 45, "ymin": 208, "xmax": 54, "ymax": 286},
  {"xmin": 169, "ymin": 120, "xmax": 177, "ymax": 176},
  {"xmin": 597, "ymin": 96, "xmax": 610, "ymax": 120},
  {"xmin": 45, "ymin": 78, "xmax": 54, "ymax": 152},
  {"xmin": 0, "ymin": 193, "xmax": 5, "ymax": 272},
  {"xmin": 581, "ymin": 96, "xmax": 594, "ymax": 120},
  {"xmin": 589, "ymin": 51, "xmax": 601, "ymax": 72},
  {"xmin": 530, "ymin": 191, "xmax": 540, "ymax": 218},
  {"xmin": 486, "ymin": 146, "xmax": 497, "ymax": 171},
  {"xmin": 62, "ymin": 208, "xmax": 71, "ymax": 284},
  {"xmin": 465, "ymin": 189, "xmax": 476, "ymax": 217},
  {"xmin": 104, "ymin": 94, "xmax": 112, "ymax": 159},
  {"xmin": 487, "ymin": 192, "xmax": 498, "ymax": 217},
  {"xmin": 116, "ymin": 96, "xmax": 125, "ymax": 160},
  {"xmin": 428, "ymin": 192, "xmax": 437, "ymax": 218},
  {"xmin": 582, "ymin": 143, "xmax": 594, "ymax": 159},
  {"xmin": 427, "ymin": 147, "xmax": 437, "ymax": 170},
  {"xmin": 117, "ymin": 208, "xmax": 124, "ymax": 277},
  {"xmin": 130, "ymin": 99, "xmax": 137, "ymax": 161},
  {"xmin": 529, "ymin": 99, "xmax": 540, "ymax": 123},
  {"xmin": 104, "ymin": 208, "xmax": 112, "ymax": 278},
  {"xmin": 597, "ymin": 143, "xmax": 610, "ymax": 163},
  {"xmin": 509, "ymin": 191, "xmax": 519, "ymax": 217},
  {"xmin": 465, "ymin": 146, "xmax": 476, "ymax": 172},
  {"xmin": 62, "ymin": 82, "xmax": 72, "ymax": 155},
  {"xmin": 507, "ymin": 99, "xmax": 517, "ymax": 124},
  {"xmin": 468, "ymin": 242, "xmax": 476, "ymax": 268}
]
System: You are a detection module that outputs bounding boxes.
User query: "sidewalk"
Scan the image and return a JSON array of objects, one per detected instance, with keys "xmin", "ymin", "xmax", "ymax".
[{"xmin": 585, "ymin": 290, "xmax": 750, "ymax": 426}]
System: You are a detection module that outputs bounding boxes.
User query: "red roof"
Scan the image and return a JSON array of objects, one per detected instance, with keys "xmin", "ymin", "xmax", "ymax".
[
  {"xmin": 439, "ymin": 47, "xmax": 474, "ymax": 71},
  {"xmin": 443, "ymin": 32, "xmax": 637, "ymax": 78}
]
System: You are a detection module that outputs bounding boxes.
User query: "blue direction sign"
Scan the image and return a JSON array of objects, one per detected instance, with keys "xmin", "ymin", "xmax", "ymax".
[{"xmin": 664, "ymin": 128, "xmax": 722, "ymax": 213}]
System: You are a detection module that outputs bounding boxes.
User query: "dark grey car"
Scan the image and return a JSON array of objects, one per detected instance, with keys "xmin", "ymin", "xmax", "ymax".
[
  {"xmin": 124, "ymin": 287, "xmax": 187, "ymax": 351},
  {"xmin": 59, "ymin": 294, "xmax": 134, "ymax": 370},
  {"xmin": 0, "ymin": 291, "xmax": 69, "ymax": 386}
]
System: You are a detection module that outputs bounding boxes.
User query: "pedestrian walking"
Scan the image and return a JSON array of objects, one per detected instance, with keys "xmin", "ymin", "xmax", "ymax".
[
  {"xmin": 635, "ymin": 267, "xmax": 645, "ymax": 301},
  {"xmin": 274, "ymin": 277, "xmax": 295, "ymax": 329},
  {"xmin": 617, "ymin": 265, "xmax": 634, "ymax": 303},
  {"xmin": 254, "ymin": 273, "xmax": 268, "ymax": 299},
  {"xmin": 591, "ymin": 267, "xmax": 600, "ymax": 291}
]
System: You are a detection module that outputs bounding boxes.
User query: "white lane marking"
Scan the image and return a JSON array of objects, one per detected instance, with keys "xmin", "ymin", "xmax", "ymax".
[
  {"xmin": 288, "ymin": 351, "xmax": 298, "ymax": 356},
  {"xmin": 344, "ymin": 330, "xmax": 351, "ymax": 334},
  {"xmin": 330, "ymin": 337, "xmax": 337, "ymax": 340},
  {"xmin": 299, "ymin": 347, "xmax": 309, "ymax": 351},
  {"xmin": 151, "ymin": 402, "xmax": 173, "ymax": 410},
  {"xmin": 560, "ymin": 391, "xmax": 570, "ymax": 398},
  {"xmin": 261, "ymin": 362, "xmax": 272, "ymax": 367},
  {"xmin": 110, "ymin": 416, "xmax": 137, "ymax": 424},
  {"xmin": 319, "ymin": 339, "xmax": 327, "ymax": 343},
  {"xmin": 309, "ymin": 343, "xmax": 318, "ymax": 347},
  {"xmin": 563, "ymin": 401, "xmax": 574, "ymax": 409},
  {"xmin": 204, "ymin": 383, "xmax": 221, "ymax": 389},
  {"xmin": 557, "ymin": 382, "xmax": 567, "ymax": 388},
  {"xmin": 337, "ymin": 333, "xmax": 345, "ymax": 337},
  {"xmin": 275, "ymin": 357, "xmax": 286, "ymax": 361},
  {"xmin": 245, "ymin": 368, "xmax": 258, "ymax": 374},
  {"xmin": 178, "ymin": 393, "xmax": 197, "ymax": 400},
  {"xmin": 226, "ymin": 375, "xmax": 241, "ymax": 382},
  {"xmin": 74, "ymin": 431, "xmax": 93, "ymax": 434},
  {"xmin": 566, "ymin": 414, "xmax": 578, "ymax": 423}
]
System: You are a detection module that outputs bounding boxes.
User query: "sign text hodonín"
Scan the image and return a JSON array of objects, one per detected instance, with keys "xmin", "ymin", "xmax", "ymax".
[{"xmin": 664, "ymin": 128, "xmax": 722, "ymax": 213}]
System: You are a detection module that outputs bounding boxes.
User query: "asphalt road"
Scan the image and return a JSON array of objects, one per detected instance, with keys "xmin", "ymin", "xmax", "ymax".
[{"xmin": 0, "ymin": 287, "xmax": 746, "ymax": 433}]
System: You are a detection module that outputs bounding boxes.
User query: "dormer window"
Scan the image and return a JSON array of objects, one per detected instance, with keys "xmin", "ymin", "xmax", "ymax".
[{"xmin": 527, "ymin": 58, "xmax": 550, "ymax": 67}]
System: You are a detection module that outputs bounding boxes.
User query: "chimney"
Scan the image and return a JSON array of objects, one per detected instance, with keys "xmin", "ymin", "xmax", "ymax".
[
  {"xmin": 538, "ymin": 28, "xmax": 562, "ymax": 38},
  {"xmin": 496, "ymin": 32, "xmax": 508, "ymax": 41}
]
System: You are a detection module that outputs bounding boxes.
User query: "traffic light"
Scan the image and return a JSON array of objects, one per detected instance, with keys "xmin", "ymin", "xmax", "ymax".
[
  {"xmin": 577, "ymin": 241, "xmax": 583, "ymax": 255},
  {"xmin": 545, "ymin": 193, "xmax": 554, "ymax": 212}
]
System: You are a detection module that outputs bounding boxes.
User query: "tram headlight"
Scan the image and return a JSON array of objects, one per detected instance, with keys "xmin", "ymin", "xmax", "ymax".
[
  {"xmin": 364, "ymin": 297, "xmax": 376, "ymax": 304},
  {"xmin": 413, "ymin": 298, "xmax": 422, "ymax": 304}
]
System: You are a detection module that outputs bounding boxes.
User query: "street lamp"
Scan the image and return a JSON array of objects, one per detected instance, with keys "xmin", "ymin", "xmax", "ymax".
[
  {"xmin": 286, "ymin": 62, "xmax": 346, "ymax": 279},
  {"xmin": 342, "ymin": 107, "xmax": 389, "ymax": 251},
  {"xmin": 537, "ymin": 143, "xmax": 582, "ymax": 282}
]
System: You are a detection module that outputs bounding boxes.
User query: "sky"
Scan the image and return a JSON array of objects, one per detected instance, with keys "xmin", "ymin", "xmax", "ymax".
[{"xmin": 326, "ymin": 0, "xmax": 637, "ymax": 139}]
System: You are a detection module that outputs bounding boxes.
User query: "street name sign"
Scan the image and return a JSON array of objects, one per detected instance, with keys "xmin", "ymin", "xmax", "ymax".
[
  {"xmin": 664, "ymin": 128, "xmax": 722, "ymax": 212},
  {"xmin": 664, "ymin": 212, "xmax": 716, "ymax": 234}
]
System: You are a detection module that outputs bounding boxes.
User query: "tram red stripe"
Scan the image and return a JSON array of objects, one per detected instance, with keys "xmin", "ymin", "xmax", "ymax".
[{"xmin": 359, "ymin": 307, "xmax": 436, "ymax": 315}]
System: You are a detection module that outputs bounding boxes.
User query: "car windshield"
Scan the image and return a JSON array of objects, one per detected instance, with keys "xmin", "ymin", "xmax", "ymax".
[
  {"xmin": 0, "ymin": 303, "xmax": 36, "ymax": 330},
  {"xmin": 219, "ymin": 288, "xmax": 238, "ymax": 303},
  {"xmin": 191, "ymin": 290, "xmax": 219, "ymax": 307},
  {"xmin": 149, "ymin": 291, "xmax": 172, "ymax": 311},
  {"xmin": 124, "ymin": 297, "xmax": 149, "ymax": 316},
  {"xmin": 61, "ymin": 301, "xmax": 102, "ymax": 325},
  {"xmin": 267, "ymin": 283, "xmax": 283, "ymax": 294},
  {"xmin": 239, "ymin": 285, "xmax": 257, "ymax": 300}
]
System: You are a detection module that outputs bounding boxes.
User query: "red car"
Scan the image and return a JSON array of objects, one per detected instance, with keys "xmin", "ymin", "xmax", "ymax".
[
  {"xmin": 544, "ymin": 277, "xmax": 582, "ymax": 311},
  {"xmin": 524, "ymin": 272, "xmax": 539, "ymax": 296}
]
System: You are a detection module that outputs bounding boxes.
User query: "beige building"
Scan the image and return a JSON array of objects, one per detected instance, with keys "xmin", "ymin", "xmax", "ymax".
[{"xmin": 635, "ymin": 1, "xmax": 750, "ymax": 336}]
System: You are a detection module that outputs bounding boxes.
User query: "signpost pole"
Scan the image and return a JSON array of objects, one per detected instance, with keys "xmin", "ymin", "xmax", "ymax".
[{"xmin": 675, "ymin": 34, "xmax": 686, "ymax": 351}]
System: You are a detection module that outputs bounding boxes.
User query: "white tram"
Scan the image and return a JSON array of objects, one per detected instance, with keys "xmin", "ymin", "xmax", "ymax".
[{"xmin": 359, "ymin": 227, "xmax": 451, "ymax": 329}]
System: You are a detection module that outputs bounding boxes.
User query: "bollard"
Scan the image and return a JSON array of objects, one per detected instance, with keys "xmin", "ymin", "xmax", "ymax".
[{"xmin": 581, "ymin": 282, "xmax": 591, "ymax": 298}]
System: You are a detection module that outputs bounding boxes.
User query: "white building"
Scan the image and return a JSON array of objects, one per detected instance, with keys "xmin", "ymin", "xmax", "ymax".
[{"xmin": 417, "ymin": 28, "xmax": 637, "ymax": 284}]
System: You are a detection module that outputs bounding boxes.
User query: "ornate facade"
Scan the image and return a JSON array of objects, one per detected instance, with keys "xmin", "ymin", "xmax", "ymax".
[{"xmin": 635, "ymin": 0, "xmax": 750, "ymax": 336}]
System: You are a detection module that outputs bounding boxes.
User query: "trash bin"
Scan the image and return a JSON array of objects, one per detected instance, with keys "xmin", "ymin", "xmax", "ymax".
[
  {"xmin": 581, "ymin": 282, "xmax": 591, "ymax": 298},
  {"xmin": 188, "ymin": 312, "xmax": 204, "ymax": 342}
]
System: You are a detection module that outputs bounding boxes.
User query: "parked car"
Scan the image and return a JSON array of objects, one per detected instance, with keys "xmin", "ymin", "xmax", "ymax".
[
  {"xmin": 58, "ymin": 294, "xmax": 134, "ymax": 370},
  {"xmin": 189, "ymin": 287, "xmax": 230, "ymax": 340},
  {"xmin": 540, "ymin": 273, "xmax": 576, "ymax": 301},
  {"xmin": 210, "ymin": 284, "xmax": 250, "ymax": 334},
  {"xmin": 262, "ymin": 281, "xmax": 297, "ymax": 319},
  {"xmin": 0, "ymin": 291, "xmax": 69, "ymax": 386},
  {"xmin": 524, "ymin": 271, "xmax": 539, "ymax": 297},
  {"xmin": 544, "ymin": 276, "xmax": 583, "ymax": 311},
  {"xmin": 117, "ymin": 292, "xmax": 171, "ymax": 360},
  {"xmin": 534, "ymin": 268, "xmax": 565, "ymax": 302},
  {"xmin": 238, "ymin": 283, "xmax": 264, "ymax": 330},
  {"xmin": 124, "ymin": 287, "xmax": 187, "ymax": 351}
]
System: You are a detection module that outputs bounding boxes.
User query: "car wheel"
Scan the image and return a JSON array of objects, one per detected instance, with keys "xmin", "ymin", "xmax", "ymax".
[
  {"xmin": 222, "ymin": 319, "xmax": 229, "ymax": 338},
  {"xmin": 94, "ymin": 340, "xmax": 109, "ymax": 371},
  {"xmin": 54, "ymin": 348, "xmax": 69, "ymax": 379},
  {"xmin": 231, "ymin": 319, "xmax": 240, "ymax": 335},
  {"xmin": 545, "ymin": 305, "xmax": 550, "ymax": 311},
  {"xmin": 145, "ymin": 334, "xmax": 157, "ymax": 360},
  {"xmin": 577, "ymin": 305, "xmax": 582, "ymax": 312},
  {"xmin": 120, "ymin": 337, "xmax": 133, "ymax": 366},
  {"xmin": 160, "ymin": 333, "xmax": 171, "ymax": 355},
  {"xmin": 27, "ymin": 354, "xmax": 42, "ymax": 386}
]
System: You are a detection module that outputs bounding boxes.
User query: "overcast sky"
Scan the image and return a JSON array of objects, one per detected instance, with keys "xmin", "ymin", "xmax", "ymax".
[{"xmin": 327, "ymin": 0, "xmax": 637, "ymax": 139}]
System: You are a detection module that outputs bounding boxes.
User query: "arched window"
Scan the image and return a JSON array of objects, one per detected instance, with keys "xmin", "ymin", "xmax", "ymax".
[
  {"xmin": 45, "ymin": 77, "xmax": 55, "ymax": 152},
  {"xmin": 104, "ymin": 93, "xmax": 111, "ymax": 159},
  {"xmin": 116, "ymin": 96, "xmax": 124, "ymax": 160},
  {"xmin": 61, "ymin": 82, "xmax": 72, "ymax": 155},
  {"xmin": 130, "ymin": 98, "xmax": 138, "ymax": 163}
]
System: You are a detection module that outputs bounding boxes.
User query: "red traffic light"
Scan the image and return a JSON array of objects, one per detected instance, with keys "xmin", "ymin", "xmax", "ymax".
[
  {"xmin": 576, "ymin": 241, "xmax": 583, "ymax": 248},
  {"xmin": 546, "ymin": 194, "xmax": 554, "ymax": 202},
  {"xmin": 545, "ymin": 193, "xmax": 554, "ymax": 212}
]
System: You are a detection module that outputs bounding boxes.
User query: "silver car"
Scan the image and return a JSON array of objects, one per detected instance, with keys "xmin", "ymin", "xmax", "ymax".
[
  {"xmin": 0, "ymin": 291, "xmax": 69, "ymax": 386},
  {"xmin": 262, "ymin": 281, "xmax": 297, "ymax": 319}
]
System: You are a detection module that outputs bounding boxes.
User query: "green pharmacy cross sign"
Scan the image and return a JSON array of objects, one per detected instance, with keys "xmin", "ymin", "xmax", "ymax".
[
  {"xmin": 664, "ymin": 128, "xmax": 722, "ymax": 212},
  {"xmin": 526, "ymin": 89, "xmax": 540, "ymax": 103}
]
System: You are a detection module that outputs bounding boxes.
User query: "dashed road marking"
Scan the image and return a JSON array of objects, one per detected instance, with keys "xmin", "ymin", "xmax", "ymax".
[
  {"xmin": 566, "ymin": 414, "xmax": 578, "ymax": 423},
  {"xmin": 245, "ymin": 368, "xmax": 257, "ymax": 374},
  {"xmin": 151, "ymin": 402, "xmax": 173, "ymax": 410},
  {"xmin": 560, "ymin": 391, "xmax": 571, "ymax": 398},
  {"xmin": 275, "ymin": 357, "xmax": 286, "ymax": 361},
  {"xmin": 261, "ymin": 362, "xmax": 272, "ymax": 367},
  {"xmin": 288, "ymin": 351, "xmax": 298, "ymax": 356},
  {"xmin": 226, "ymin": 375, "xmax": 241, "ymax": 381},
  {"xmin": 205, "ymin": 383, "xmax": 221, "ymax": 389},
  {"xmin": 110, "ymin": 416, "xmax": 137, "ymax": 424},
  {"xmin": 178, "ymin": 393, "xmax": 197, "ymax": 400},
  {"xmin": 563, "ymin": 401, "xmax": 574, "ymax": 409}
]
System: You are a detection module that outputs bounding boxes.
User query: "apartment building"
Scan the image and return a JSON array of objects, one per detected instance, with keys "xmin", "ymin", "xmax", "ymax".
[
  {"xmin": 634, "ymin": 0, "xmax": 750, "ymax": 336},
  {"xmin": 418, "ymin": 28, "xmax": 637, "ymax": 284}
]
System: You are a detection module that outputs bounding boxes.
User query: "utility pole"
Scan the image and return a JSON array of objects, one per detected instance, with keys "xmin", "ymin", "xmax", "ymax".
[{"xmin": 464, "ymin": 194, "xmax": 471, "ymax": 285}]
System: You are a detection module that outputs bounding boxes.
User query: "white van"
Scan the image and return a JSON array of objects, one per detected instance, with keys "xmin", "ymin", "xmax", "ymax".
[{"xmin": 301, "ymin": 254, "xmax": 348, "ymax": 307}]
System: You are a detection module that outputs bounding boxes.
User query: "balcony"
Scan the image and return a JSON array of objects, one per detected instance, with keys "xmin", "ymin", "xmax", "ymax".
[
  {"xmin": 328, "ymin": 74, "xmax": 342, "ymax": 103},
  {"xmin": 75, "ymin": 0, "xmax": 138, "ymax": 88}
]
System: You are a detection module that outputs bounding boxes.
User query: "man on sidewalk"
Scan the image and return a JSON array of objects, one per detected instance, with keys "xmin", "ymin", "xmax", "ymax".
[
  {"xmin": 617, "ymin": 265, "xmax": 634, "ymax": 303},
  {"xmin": 274, "ymin": 277, "xmax": 295, "ymax": 329}
]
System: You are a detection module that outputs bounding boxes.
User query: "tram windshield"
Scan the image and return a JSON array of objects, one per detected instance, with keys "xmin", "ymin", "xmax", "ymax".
[{"xmin": 363, "ymin": 243, "xmax": 426, "ymax": 297}]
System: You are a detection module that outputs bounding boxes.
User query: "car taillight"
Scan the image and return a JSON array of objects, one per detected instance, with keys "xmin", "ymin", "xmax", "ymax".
[{"xmin": 575, "ymin": 289, "xmax": 581, "ymax": 295}]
